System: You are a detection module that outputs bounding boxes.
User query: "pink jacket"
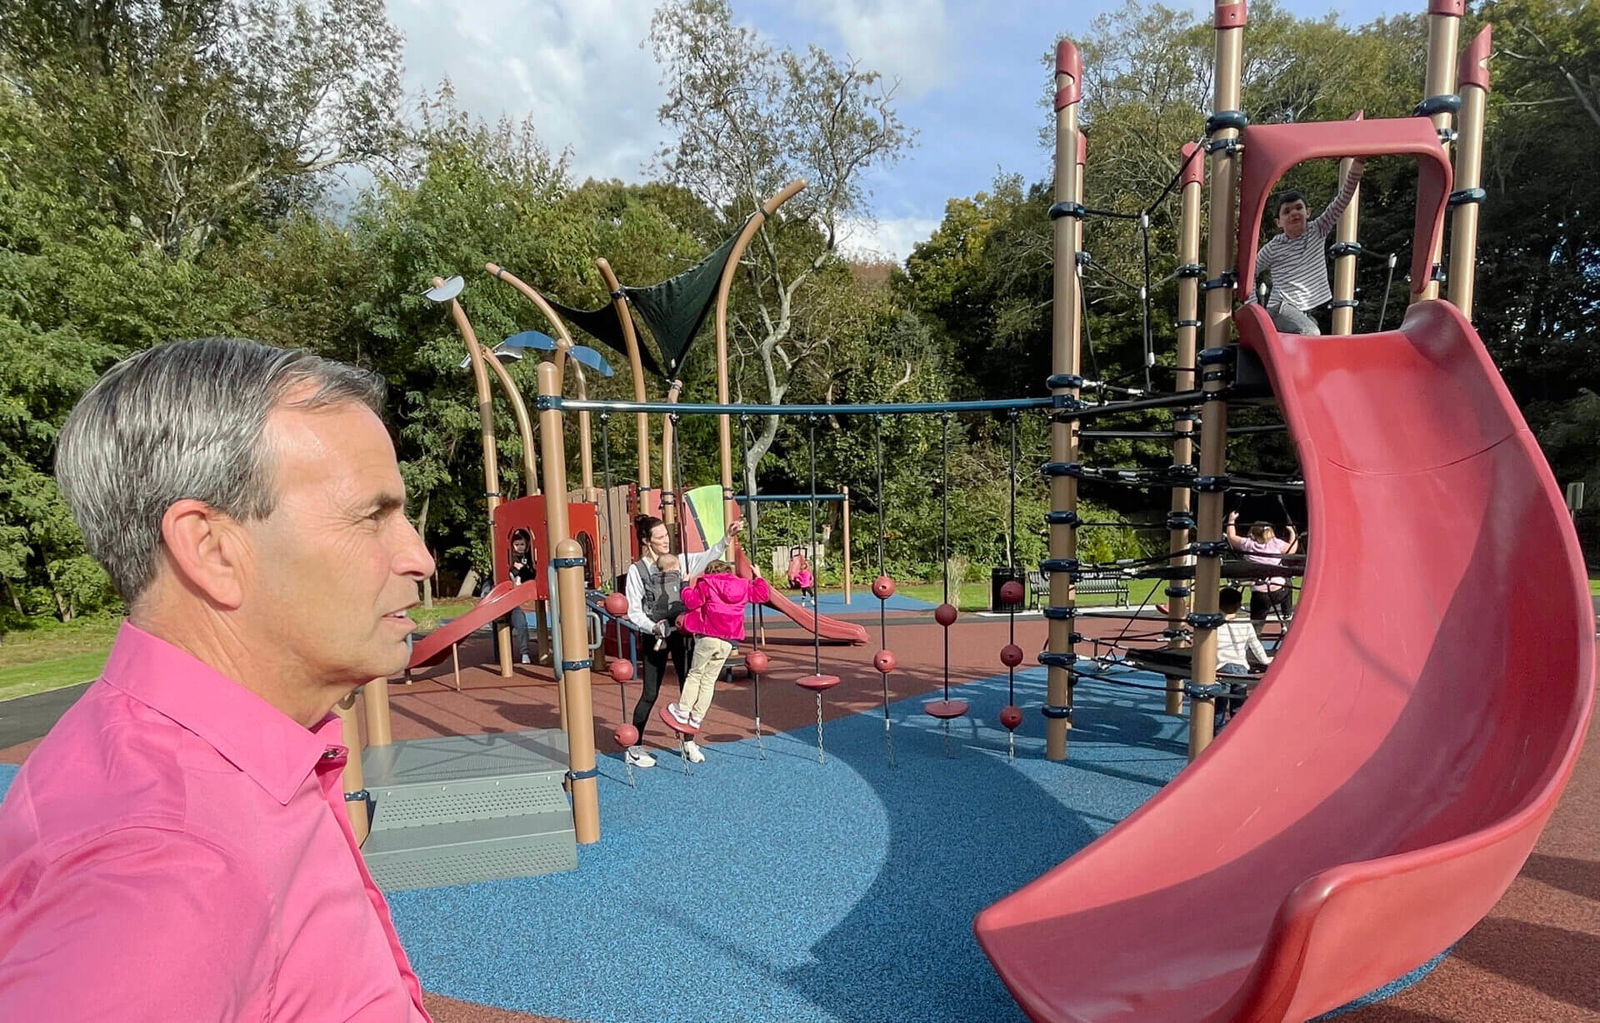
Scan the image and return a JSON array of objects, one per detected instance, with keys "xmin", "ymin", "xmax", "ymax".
[{"xmin": 680, "ymin": 573, "xmax": 770, "ymax": 642}]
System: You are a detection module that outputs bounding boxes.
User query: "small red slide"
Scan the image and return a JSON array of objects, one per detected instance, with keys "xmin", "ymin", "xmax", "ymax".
[
  {"xmin": 733, "ymin": 548, "xmax": 868, "ymax": 645},
  {"xmin": 407, "ymin": 580, "xmax": 540, "ymax": 669},
  {"xmin": 975, "ymin": 300, "xmax": 1594, "ymax": 1022}
]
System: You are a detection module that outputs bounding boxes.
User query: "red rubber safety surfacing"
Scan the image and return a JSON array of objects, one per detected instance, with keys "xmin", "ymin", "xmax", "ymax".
[
  {"xmin": 923, "ymin": 699, "xmax": 969, "ymax": 720},
  {"xmin": 796, "ymin": 673, "xmax": 841, "ymax": 692},
  {"xmin": 656, "ymin": 703, "xmax": 699, "ymax": 734}
]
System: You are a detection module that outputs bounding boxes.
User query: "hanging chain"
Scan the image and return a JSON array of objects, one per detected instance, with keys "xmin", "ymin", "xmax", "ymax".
[{"xmin": 814, "ymin": 693, "xmax": 827, "ymax": 764}]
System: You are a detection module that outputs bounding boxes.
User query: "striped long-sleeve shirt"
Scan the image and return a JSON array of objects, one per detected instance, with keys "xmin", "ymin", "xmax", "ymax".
[{"xmin": 1255, "ymin": 166, "xmax": 1364, "ymax": 312}]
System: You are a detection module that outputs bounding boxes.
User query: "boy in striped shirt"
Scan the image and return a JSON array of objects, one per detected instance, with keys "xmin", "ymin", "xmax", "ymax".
[{"xmin": 1256, "ymin": 160, "xmax": 1365, "ymax": 335}]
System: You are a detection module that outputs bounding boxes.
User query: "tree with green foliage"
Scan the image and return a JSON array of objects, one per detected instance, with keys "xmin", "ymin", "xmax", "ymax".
[{"xmin": 649, "ymin": 0, "xmax": 914, "ymax": 497}]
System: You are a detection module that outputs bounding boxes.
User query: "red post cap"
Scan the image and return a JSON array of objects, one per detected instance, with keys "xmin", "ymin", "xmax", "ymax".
[
  {"xmin": 1055, "ymin": 40, "xmax": 1081, "ymax": 110},
  {"xmin": 1459, "ymin": 24, "xmax": 1491, "ymax": 92},
  {"xmin": 1215, "ymin": 0, "xmax": 1247, "ymax": 28},
  {"xmin": 1181, "ymin": 142, "xmax": 1204, "ymax": 187}
]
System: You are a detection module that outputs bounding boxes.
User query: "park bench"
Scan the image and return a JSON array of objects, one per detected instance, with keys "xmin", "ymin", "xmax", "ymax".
[{"xmin": 1027, "ymin": 571, "xmax": 1130, "ymax": 608}]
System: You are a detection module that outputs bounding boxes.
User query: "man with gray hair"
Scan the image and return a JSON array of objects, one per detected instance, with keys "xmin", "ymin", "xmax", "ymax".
[{"xmin": 0, "ymin": 338, "xmax": 436, "ymax": 1020}]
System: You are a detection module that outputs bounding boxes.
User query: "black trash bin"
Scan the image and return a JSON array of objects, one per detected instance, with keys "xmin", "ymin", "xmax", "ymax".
[{"xmin": 990, "ymin": 565, "xmax": 1025, "ymax": 613}]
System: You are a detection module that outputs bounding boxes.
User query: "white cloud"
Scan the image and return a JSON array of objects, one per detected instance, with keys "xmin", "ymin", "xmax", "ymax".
[
  {"xmin": 390, "ymin": 0, "xmax": 670, "ymax": 184},
  {"xmin": 810, "ymin": 0, "xmax": 951, "ymax": 98},
  {"xmin": 839, "ymin": 215, "xmax": 941, "ymax": 263}
]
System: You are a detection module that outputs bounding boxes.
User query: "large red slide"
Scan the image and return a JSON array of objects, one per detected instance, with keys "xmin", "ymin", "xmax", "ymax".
[
  {"xmin": 733, "ymin": 548, "xmax": 868, "ymax": 645},
  {"xmin": 975, "ymin": 301, "xmax": 1595, "ymax": 1021},
  {"xmin": 407, "ymin": 579, "xmax": 540, "ymax": 669}
]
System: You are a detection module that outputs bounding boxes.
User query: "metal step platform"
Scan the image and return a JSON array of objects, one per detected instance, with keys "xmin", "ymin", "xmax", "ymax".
[{"xmin": 360, "ymin": 730, "xmax": 576, "ymax": 891}]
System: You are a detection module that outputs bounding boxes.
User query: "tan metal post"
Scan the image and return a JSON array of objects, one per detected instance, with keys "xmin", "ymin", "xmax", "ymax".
[
  {"xmin": 1167, "ymin": 143, "xmax": 1205, "ymax": 716},
  {"xmin": 537, "ymin": 361, "xmax": 599, "ymax": 844},
  {"xmin": 596, "ymin": 259, "xmax": 653, "ymax": 500},
  {"xmin": 363, "ymin": 674, "xmax": 393, "ymax": 747},
  {"xmin": 438, "ymin": 277, "xmax": 516, "ymax": 677},
  {"xmin": 1448, "ymin": 25, "xmax": 1491, "ymax": 319},
  {"xmin": 1330, "ymin": 112, "xmax": 1366, "ymax": 336},
  {"xmin": 1190, "ymin": 0, "xmax": 1248, "ymax": 758},
  {"xmin": 1045, "ymin": 40, "xmax": 1085, "ymax": 762},
  {"xmin": 711, "ymin": 181, "xmax": 807, "ymax": 526},
  {"xmin": 1416, "ymin": 0, "xmax": 1463, "ymax": 303},
  {"xmin": 336, "ymin": 690, "xmax": 369, "ymax": 844},
  {"xmin": 660, "ymin": 380, "xmax": 682, "ymax": 533},
  {"xmin": 841, "ymin": 486, "xmax": 852, "ymax": 604}
]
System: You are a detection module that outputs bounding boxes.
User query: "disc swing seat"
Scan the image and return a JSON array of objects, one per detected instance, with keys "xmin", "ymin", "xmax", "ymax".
[
  {"xmin": 924, "ymin": 413, "xmax": 969, "ymax": 740},
  {"xmin": 792, "ymin": 416, "xmax": 840, "ymax": 762}
]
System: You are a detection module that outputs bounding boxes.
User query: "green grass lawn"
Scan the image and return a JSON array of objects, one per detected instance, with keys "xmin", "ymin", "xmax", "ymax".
[
  {"xmin": 0, "ymin": 600, "xmax": 479, "ymax": 705},
  {"xmin": 0, "ymin": 616, "xmax": 122, "ymax": 702}
]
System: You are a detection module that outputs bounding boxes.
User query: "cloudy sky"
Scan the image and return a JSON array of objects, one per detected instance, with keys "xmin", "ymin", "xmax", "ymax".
[{"xmin": 390, "ymin": 0, "xmax": 1400, "ymax": 262}]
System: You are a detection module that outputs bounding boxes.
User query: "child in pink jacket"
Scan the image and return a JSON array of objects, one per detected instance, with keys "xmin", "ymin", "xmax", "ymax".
[{"xmin": 665, "ymin": 560, "xmax": 770, "ymax": 762}]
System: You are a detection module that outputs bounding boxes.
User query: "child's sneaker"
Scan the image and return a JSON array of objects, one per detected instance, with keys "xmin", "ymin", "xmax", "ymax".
[
  {"xmin": 688, "ymin": 712, "xmax": 704, "ymax": 730},
  {"xmin": 682, "ymin": 740, "xmax": 706, "ymax": 764},
  {"xmin": 666, "ymin": 702, "xmax": 691, "ymax": 727},
  {"xmin": 624, "ymin": 746, "xmax": 656, "ymax": 768}
]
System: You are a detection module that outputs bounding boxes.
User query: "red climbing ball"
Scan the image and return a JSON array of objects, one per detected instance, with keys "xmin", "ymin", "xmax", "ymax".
[
  {"xmin": 608, "ymin": 658, "xmax": 635, "ymax": 683},
  {"xmin": 999, "ymin": 705, "xmax": 1024, "ymax": 731},
  {"xmin": 745, "ymin": 649, "xmax": 770, "ymax": 675},
  {"xmin": 1000, "ymin": 643, "xmax": 1024, "ymax": 668},
  {"xmin": 873, "ymin": 649, "xmax": 897, "ymax": 674},
  {"xmin": 871, "ymin": 575, "xmax": 896, "ymax": 600},
  {"xmin": 603, "ymin": 592, "xmax": 629, "ymax": 616},
  {"xmin": 1000, "ymin": 580, "xmax": 1025, "ymax": 605},
  {"xmin": 613, "ymin": 723, "xmax": 640, "ymax": 748},
  {"xmin": 934, "ymin": 603, "xmax": 958, "ymax": 627}
]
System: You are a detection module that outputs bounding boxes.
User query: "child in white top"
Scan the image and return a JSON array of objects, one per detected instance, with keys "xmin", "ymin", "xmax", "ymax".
[{"xmin": 1215, "ymin": 587, "xmax": 1271, "ymax": 726}]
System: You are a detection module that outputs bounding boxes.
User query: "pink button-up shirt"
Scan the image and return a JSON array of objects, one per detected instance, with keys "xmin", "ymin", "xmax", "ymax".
[{"xmin": 0, "ymin": 622, "xmax": 433, "ymax": 1022}]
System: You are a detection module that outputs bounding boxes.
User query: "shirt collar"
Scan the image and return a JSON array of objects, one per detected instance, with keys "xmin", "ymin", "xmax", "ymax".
[{"xmin": 101, "ymin": 621, "xmax": 343, "ymax": 805}]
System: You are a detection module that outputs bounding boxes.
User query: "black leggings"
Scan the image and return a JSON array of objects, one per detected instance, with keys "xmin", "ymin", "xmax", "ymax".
[
  {"xmin": 1249, "ymin": 586, "xmax": 1293, "ymax": 626},
  {"xmin": 631, "ymin": 631, "xmax": 690, "ymax": 738}
]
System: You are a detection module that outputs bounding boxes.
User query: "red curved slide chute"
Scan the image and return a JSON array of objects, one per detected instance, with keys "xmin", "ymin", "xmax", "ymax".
[
  {"xmin": 407, "ymin": 580, "xmax": 541, "ymax": 669},
  {"xmin": 975, "ymin": 300, "xmax": 1594, "ymax": 1022},
  {"xmin": 733, "ymin": 548, "xmax": 868, "ymax": 645}
]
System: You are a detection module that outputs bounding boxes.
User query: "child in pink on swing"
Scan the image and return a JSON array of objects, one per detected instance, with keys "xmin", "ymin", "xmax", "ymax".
[{"xmin": 786, "ymin": 547, "xmax": 816, "ymax": 605}]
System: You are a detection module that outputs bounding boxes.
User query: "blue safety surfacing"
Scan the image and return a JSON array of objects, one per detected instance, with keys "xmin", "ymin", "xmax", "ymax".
[
  {"xmin": 773, "ymin": 590, "xmax": 935, "ymax": 614},
  {"xmin": 0, "ymin": 665, "xmax": 1441, "ymax": 1022}
]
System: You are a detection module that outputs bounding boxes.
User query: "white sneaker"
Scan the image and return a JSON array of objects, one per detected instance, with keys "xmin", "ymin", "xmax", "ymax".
[
  {"xmin": 682, "ymin": 740, "xmax": 706, "ymax": 764},
  {"xmin": 624, "ymin": 746, "xmax": 656, "ymax": 768},
  {"xmin": 666, "ymin": 702, "xmax": 691, "ymax": 726},
  {"xmin": 688, "ymin": 712, "xmax": 704, "ymax": 729},
  {"xmin": 519, "ymin": 654, "xmax": 532, "ymax": 664}
]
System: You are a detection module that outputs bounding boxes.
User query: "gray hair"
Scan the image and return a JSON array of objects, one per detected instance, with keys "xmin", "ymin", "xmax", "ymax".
[{"xmin": 55, "ymin": 337, "xmax": 387, "ymax": 603}]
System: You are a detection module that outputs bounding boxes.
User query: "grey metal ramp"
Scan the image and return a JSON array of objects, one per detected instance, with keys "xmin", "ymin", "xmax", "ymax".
[
  {"xmin": 362, "ymin": 812, "xmax": 577, "ymax": 891},
  {"xmin": 361, "ymin": 729, "xmax": 577, "ymax": 891}
]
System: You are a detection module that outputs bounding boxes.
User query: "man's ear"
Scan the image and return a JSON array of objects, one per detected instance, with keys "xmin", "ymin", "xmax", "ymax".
[{"xmin": 159, "ymin": 499, "xmax": 250, "ymax": 609}]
